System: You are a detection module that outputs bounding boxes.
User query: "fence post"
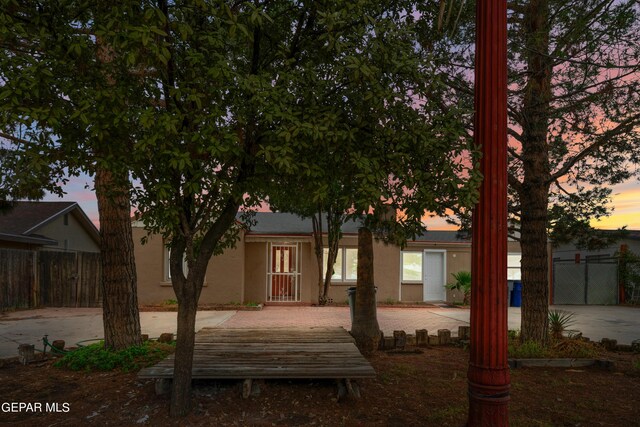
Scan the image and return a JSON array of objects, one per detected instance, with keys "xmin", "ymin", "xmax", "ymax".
[
  {"xmin": 584, "ymin": 257, "xmax": 589, "ymax": 304},
  {"xmin": 619, "ymin": 244, "xmax": 627, "ymax": 304}
]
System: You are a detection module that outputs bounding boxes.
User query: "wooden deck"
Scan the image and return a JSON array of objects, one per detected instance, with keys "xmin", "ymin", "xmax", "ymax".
[{"xmin": 138, "ymin": 326, "xmax": 375, "ymax": 380}]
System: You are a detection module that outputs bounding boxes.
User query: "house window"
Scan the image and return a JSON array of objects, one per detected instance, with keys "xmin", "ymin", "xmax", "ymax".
[
  {"xmin": 323, "ymin": 248, "xmax": 358, "ymax": 282},
  {"xmin": 165, "ymin": 248, "xmax": 188, "ymax": 281},
  {"xmin": 507, "ymin": 253, "xmax": 521, "ymax": 280},
  {"xmin": 63, "ymin": 213, "xmax": 69, "ymax": 226},
  {"xmin": 401, "ymin": 251, "xmax": 422, "ymax": 282}
]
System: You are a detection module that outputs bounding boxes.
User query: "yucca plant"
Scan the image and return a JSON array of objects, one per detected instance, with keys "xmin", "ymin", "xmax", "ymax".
[
  {"xmin": 447, "ymin": 271, "xmax": 472, "ymax": 305},
  {"xmin": 548, "ymin": 310, "xmax": 576, "ymax": 340}
]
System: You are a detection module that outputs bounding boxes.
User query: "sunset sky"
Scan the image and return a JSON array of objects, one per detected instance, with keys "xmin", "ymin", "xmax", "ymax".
[{"xmin": 44, "ymin": 174, "xmax": 640, "ymax": 231}]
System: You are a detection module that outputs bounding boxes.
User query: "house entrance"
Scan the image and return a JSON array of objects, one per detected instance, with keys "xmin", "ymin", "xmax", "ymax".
[
  {"xmin": 267, "ymin": 243, "xmax": 301, "ymax": 302},
  {"xmin": 423, "ymin": 250, "xmax": 446, "ymax": 301}
]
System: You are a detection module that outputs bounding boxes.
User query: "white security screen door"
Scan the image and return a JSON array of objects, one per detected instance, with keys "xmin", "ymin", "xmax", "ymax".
[
  {"xmin": 267, "ymin": 243, "xmax": 301, "ymax": 302},
  {"xmin": 423, "ymin": 250, "xmax": 446, "ymax": 301}
]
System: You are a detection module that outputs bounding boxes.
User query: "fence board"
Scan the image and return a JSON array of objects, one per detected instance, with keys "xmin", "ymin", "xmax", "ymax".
[
  {"xmin": 1, "ymin": 248, "xmax": 101, "ymax": 310},
  {"xmin": 0, "ymin": 249, "xmax": 36, "ymax": 310}
]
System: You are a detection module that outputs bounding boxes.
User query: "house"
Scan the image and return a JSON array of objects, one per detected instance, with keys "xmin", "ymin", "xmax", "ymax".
[
  {"xmin": 0, "ymin": 201, "xmax": 102, "ymax": 310},
  {"xmin": 133, "ymin": 212, "xmax": 524, "ymax": 305},
  {"xmin": 0, "ymin": 201, "xmax": 100, "ymax": 252}
]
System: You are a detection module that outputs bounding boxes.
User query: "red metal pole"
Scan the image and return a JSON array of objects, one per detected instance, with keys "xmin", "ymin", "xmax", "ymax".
[{"xmin": 468, "ymin": 0, "xmax": 510, "ymax": 425}]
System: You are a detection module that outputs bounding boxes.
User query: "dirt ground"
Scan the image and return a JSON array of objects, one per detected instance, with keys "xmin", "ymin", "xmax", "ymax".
[{"xmin": 1, "ymin": 345, "xmax": 639, "ymax": 427}]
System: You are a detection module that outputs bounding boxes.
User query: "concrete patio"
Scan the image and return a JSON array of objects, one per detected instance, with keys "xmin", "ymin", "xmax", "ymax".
[{"xmin": 1, "ymin": 305, "xmax": 638, "ymax": 359}]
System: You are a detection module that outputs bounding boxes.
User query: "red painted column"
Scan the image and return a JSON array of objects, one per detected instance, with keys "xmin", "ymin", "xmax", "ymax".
[{"xmin": 468, "ymin": 0, "xmax": 510, "ymax": 426}]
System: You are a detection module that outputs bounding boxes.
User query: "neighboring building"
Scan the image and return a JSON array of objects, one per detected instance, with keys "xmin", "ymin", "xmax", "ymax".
[
  {"xmin": 0, "ymin": 201, "xmax": 100, "ymax": 252},
  {"xmin": 133, "ymin": 212, "xmax": 523, "ymax": 305},
  {"xmin": 0, "ymin": 201, "xmax": 102, "ymax": 310},
  {"xmin": 552, "ymin": 230, "xmax": 640, "ymax": 305},
  {"xmin": 553, "ymin": 230, "xmax": 640, "ymax": 260}
]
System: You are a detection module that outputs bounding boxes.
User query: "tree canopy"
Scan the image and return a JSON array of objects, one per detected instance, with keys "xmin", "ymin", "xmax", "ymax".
[{"xmin": 430, "ymin": 0, "xmax": 640, "ymax": 343}]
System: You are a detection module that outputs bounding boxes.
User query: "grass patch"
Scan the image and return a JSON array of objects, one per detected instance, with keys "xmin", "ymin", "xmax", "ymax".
[
  {"xmin": 55, "ymin": 340, "xmax": 175, "ymax": 372},
  {"xmin": 509, "ymin": 340, "xmax": 550, "ymax": 358}
]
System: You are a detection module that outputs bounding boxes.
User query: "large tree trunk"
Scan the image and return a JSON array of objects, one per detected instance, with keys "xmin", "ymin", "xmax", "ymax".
[
  {"xmin": 95, "ymin": 166, "xmax": 142, "ymax": 350},
  {"xmin": 519, "ymin": 0, "xmax": 552, "ymax": 345},
  {"xmin": 350, "ymin": 226, "xmax": 380, "ymax": 355}
]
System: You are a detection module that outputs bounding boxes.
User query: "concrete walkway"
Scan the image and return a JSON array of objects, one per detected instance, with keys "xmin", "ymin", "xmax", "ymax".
[
  {"xmin": 221, "ymin": 305, "xmax": 639, "ymax": 345},
  {"xmin": 1, "ymin": 305, "xmax": 638, "ymax": 359},
  {"xmin": 0, "ymin": 308, "xmax": 234, "ymax": 359}
]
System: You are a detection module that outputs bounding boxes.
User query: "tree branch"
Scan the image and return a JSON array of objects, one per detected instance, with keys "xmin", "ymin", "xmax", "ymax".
[
  {"xmin": 549, "ymin": 116, "xmax": 640, "ymax": 182},
  {"xmin": 0, "ymin": 132, "xmax": 30, "ymax": 146}
]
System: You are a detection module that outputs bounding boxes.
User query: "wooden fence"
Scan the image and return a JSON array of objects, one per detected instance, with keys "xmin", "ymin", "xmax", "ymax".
[{"xmin": 0, "ymin": 248, "xmax": 101, "ymax": 310}]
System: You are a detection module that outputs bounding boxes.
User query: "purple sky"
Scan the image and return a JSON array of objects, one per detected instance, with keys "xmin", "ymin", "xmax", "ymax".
[{"xmin": 43, "ymin": 172, "xmax": 640, "ymax": 231}]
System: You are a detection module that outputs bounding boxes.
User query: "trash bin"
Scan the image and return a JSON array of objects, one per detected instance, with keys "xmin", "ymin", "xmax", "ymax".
[
  {"xmin": 347, "ymin": 287, "xmax": 357, "ymax": 323},
  {"xmin": 510, "ymin": 280, "xmax": 522, "ymax": 307}
]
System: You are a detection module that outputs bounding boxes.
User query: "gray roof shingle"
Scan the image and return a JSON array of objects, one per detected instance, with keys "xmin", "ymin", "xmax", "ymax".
[{"xmin": 246, "ymin": 212, "xmax": 468, "ymax": 243}]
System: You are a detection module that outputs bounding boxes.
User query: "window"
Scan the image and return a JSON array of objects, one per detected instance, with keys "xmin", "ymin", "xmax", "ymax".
[
  {"xmin": 63, "ymin": 213, "xmax": 69, "ymax": 226},
  {"xmin": 165, "ymin": 248, "xmax": 188, "ymax": 281},
  {"xmin": 401, "ymin": 251, "xmax": 422, "ymax": 282},
  {"xmin": 507, "ymin": 253, "xmax": 521, "ymax": 280},
  {"xmin": 323, "ymin": 248, "xmax": 358, "ymax": 282}
]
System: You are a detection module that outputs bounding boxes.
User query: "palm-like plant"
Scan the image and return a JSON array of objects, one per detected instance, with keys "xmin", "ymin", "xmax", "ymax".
[
  {"xmin": 447, "ymin": 271, "xmax": 472, "ymax": 305},
  {"xmin": 548, "ymin": 310, "xmax": 576, "ymax": 340}
]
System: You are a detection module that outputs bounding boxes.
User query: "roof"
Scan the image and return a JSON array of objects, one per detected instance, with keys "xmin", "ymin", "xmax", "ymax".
[
  {"xmin": 0, "ymin": 201, "xmax": 100, "ymax": 246},
  {"xmin": 247, "ymin": 212, "xmax": 361, "ymax": 235},
  {"xmin": 246, "ymin": 212, "xmax": 468, "ymax": 243}
]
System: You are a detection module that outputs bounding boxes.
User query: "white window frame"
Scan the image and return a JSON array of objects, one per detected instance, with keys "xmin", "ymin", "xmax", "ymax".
[
  {"xmin": 323, "ymin": 247, "xmax": 358, "ymax": 283},
  {"xmin": 507, "ymin": 252, "xmax": 521, "ymax": 281},
  {"xmin": 165, "ymin": 248, "xmax": 189, "ymax": 282},
  {"xmin": 400, "ymin": 251, "xmax": 423, "ymax": 283}
]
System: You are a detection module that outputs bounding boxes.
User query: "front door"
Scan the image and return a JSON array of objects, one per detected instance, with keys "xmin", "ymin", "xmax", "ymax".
[
  {"xmin": 423, "ymin": 250, "xmax": 446, "ymax": 301},
  {"xmin": 268, "ymin": 244, "xmax": 300, "ymax": 302}
]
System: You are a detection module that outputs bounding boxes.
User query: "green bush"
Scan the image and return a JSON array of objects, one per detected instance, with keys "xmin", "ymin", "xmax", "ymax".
[
  {"xmin": 548, "ymin": 309, "xmax": 577, "ymax": 339},
  {"xmin": 508, "ymin": 340, "xmax": 549, "ymax": 358},
  {"xmin": 55, "ymin": 340, "xmax": 175, "ymax": 372},
  {"xmin": 446, "ymin": 271, "xmax": 471, "ymax": 305}
]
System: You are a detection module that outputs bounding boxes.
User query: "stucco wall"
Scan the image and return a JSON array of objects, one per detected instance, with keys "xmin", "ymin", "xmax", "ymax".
[
  {"xmin": 244, "ymin": 242, "xmax": 267, "ymax": 303},
  {"xmin": 132, "ymin": 227, "xmax": 244, "ymax": 305},
  {"xmin": 38, "ymin": 213, "xmax": 100, "ymax": 253}
]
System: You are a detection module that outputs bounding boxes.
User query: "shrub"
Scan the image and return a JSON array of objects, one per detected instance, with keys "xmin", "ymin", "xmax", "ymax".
[
  {"xmin": 446, "ymin": 271, "xmax": 471, "ymax": 305},
  {"xmin": 55, "ymin": 341, "xmax": 175, "ymax": 372},
  {"xmin": 508, "ymin": 340, "xmax": 549, "ymax": 358},
  {"xmin": 548, "ymin": 310, "xmax": 576, "ymax": 340}
]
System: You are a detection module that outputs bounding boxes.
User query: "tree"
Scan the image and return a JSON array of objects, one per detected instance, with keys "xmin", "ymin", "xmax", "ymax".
[
  {"xmin": 268, "ymin": 161, "xmax": 351, "ymax": 306},
  {"xmin": 0, "ymin": 1, "xmax": 143, "ymax": 349},
  {"xmin": 429, "ymin": 0, "xmax": 640, "ymax": 344},
  {"xmin": 122, "ymin": 0, "xmax": 479, "ymax": 414}
]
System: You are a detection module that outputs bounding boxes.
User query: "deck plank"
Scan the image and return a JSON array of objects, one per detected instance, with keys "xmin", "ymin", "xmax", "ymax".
[{"xmin": 138, "ymin": 326, "xmax": 375, "ymax": 380}]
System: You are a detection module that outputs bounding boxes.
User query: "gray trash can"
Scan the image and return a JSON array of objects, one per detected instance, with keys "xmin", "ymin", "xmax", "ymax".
[{"xmin": 347, "ymin": 287, "xmax": 357, "ymax": 323}]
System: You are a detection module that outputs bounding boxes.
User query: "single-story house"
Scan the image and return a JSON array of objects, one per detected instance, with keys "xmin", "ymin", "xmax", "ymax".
[
  {"xmin": 0, "ymin": 201, "xmax": 100, "ymax": 252},
  {"xmin": 133, "ymin": 212, "xmax": 523, "ymax": 305}
]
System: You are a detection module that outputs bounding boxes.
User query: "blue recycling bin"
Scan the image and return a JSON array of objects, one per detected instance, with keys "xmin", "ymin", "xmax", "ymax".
[{"xmin": 510, "ymin": 280, "xmax": 522, "ymax": 307}]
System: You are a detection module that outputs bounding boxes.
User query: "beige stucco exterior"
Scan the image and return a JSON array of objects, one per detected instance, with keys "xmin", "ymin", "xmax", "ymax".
[
  {"xmin": 133, "ymin": 224, "xmax": 524, "ymax": 305},
  {"xmin": 132, "ymin": 226, "xmax": 244, "ymax": 305}
]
